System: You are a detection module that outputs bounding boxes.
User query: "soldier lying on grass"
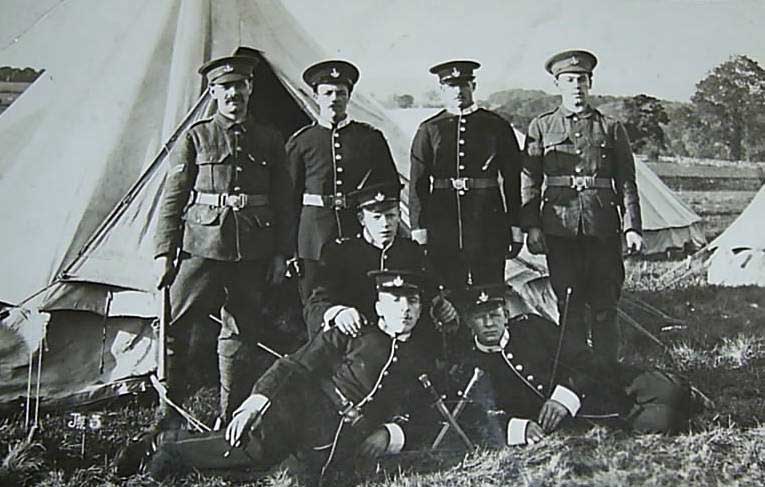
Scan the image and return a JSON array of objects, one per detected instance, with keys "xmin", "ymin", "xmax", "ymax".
[
  {"xmin": 114, "ymin": 270, "xmax": 438, "ymax": 483},
  {"xmin": 460, "ymin": 283, "xmax": 698, "ymax": 446}
]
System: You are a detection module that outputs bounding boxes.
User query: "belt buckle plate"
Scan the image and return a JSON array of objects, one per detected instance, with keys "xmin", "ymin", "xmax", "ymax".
[
  {"xmin": 226, "ymin": 193, "xmax": 248, "ymax": 211},
  {"xmin": 332, "ymin": 194, "xmax": 346, "ymax": 209},
  {"xmin": 571, "ymin": 176, "xmax": 588, "ymax": 192},
  {"xmin": 451, "ymin": 177, "xmax": 468, "ymax": 191}
]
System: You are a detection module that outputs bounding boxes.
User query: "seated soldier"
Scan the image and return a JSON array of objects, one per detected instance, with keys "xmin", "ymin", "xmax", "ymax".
[
  {"xmin": 460, "ymin": 283, "xmax": 696, "ymax": 446},
  {"xmin": 304, "ymin": 180, "xmax": 457, "ymax": 338},
  {"xmin": 115, "ymin": 270, "xmax": 438, "ymax": 482}
]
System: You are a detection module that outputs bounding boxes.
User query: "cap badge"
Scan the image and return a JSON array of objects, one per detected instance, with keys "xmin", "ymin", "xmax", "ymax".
[
  {"xmin": 330, "ymin": 68, "xmax": 340, "ymax": 78},
  {"xmin": 478, "ymin": 291, "xmax": 490, "ymax": 303},
  {"xmin": 392, "ymin": 275, "xmax": 404, "ymax": 287},
  {"xmin": 570, "ymin": 56, "xmax": 580, "ymax": 65},
  {"xmin": 374, "ymin": 192, "xmax": 386, "ymax": 202},
  {"xmin": 222, "ymin": 64, "xmax": 234, "ymax": 73},
  {"xmin": 451, "ymin": 67, "xmax": 461, "ymax": 77}
]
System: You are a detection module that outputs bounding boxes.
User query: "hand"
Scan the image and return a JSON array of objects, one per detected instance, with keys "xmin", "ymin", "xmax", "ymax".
[
  {"xmin": 625, "ymin": 231, "xmax": 643, "ymax": 255},
  {"xmin": 358, "ymin": 428, "xmax": 390, "ymax": 458},
  {"xmin": 538, "ymin": 399, "xmax": 569, "ymax": 433},
  {"xmin": 267, "ymin": 255, "xmax": 287, "ymax": 286},
  {"xmin": 155, "ymin": 255, "xmax": 177, "ymax": 289},
  {"xmin": 334, "ymin": 307, "xmax": 367, "ymax": 337},
  {"xmin": 525, "ymin": 421, "xmax": 546, "ymax": 445},
  {"xmin": 506, "ymin": 241, "xmax": 523, "ymax": 259},
  {"xmin": 526, "ymin": 228, "xmax": 547, "ymax": 255},
  {"xmin": 430, "ymin": 296, "xmax": 459, "ymax": 333},
  {"xmin": 225, "ymin": 394, "xmax": 269, "ymax": 448}
]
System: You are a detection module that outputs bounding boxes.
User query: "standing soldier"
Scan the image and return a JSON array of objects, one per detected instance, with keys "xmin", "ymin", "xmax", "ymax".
[
  {"xmin": 521, "ymin": 50, "xmax": 643, "ymax": 365},
  {"xmin": 409, "ymin": 60, "xmax": 524, "ymax": 289},
  {"xmin": 153, "ymin": 55, "xmax": 294, "ymax": 429},
  {"xmin": 287, "ymin": 60, "xmax": 400, "ymax": 311}
]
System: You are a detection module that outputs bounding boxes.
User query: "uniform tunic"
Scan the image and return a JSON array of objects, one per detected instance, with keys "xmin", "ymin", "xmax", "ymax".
[
  {"xmin": 286, "ymin": 118, "xmax": 400, "ymax": 300},
  {"xmin": 303, "ymin": 235, "xmax": 428, "ymax": 335},
  {"xmin": 521, "ymin": 105, "xmax": 642, "ymax": 362},
  {"xmin": 409, "ymin": 105, "xmax": 523, "ymax": 287},
  {"xmin": 152, "ymin": 112, "xmax": 294, "ymax": 418},
  {"xmin": 471, "ymin": 313, "xmax": 692, "ymax": 445},
  {"xmin": 146, "ymin": 324, "xmax": 436, "ymax": 480}
]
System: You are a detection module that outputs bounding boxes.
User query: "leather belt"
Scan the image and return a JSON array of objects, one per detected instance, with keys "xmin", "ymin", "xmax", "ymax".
[
  {"xmin": 546, "ymin": 175, "xmax": 613, "ymax": 192},
  {"xmin": 302, "ymin": 193, "xmax": 347, "ymax": 209},
  {"xmin": 191, "ymin": 191, "xmax": 269, "ymax": 210},
  {"xmin": 318, "ymin": 381, "xmax": 369, "ymax": 429},
  {"xmin": 432, "ymin": 177, "xmax": 499, "ymax": 191}
]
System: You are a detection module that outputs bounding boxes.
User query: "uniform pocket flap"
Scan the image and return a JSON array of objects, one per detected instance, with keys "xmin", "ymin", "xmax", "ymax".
[
  {"xmin": 543, "ymin": 131, "xmax": 570, "ymax": 148},
  {"xmin": 184, "ymin": 204, "xmax": 222, "ymax": 225},
  {"xmin": 250, "ymin": 206, "xmax": 274, "ymax": 228},
  {"xmin": 195, "ymin": 147, "xmax": 229, "ymax": 165}
]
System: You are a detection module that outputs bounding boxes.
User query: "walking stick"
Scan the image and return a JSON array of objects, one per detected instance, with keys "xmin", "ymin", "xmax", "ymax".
[{"xmin": 157, "ymin": 286, "xmax": 170, "ymax": 384}]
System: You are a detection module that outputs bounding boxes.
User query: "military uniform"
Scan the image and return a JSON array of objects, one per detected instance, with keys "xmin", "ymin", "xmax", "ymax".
[
  {"xmin": 409, "ymin": 61, "xmax": 523, "ymax": 288},
  {"xmin": 461, "ymin": 285, "xmax": 693, "ymax": 446},
  {"xmin": 287, "ymin": 60, "xmax": 400, "ymax": 302},
  {"xmin": 521, "ymin": 50, "xmax": 641, "ymax": 363},
  {"xmin": 130, "ymin": 271, "xmax": 437, "ymax": 482},
  {"xmin": 154, "ymin": 56, "xmax": 294, "ymax": 421}
]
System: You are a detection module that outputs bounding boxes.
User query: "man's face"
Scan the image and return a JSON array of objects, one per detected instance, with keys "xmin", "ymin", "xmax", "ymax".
[
  {"xmin": 314, "ymin": 82, "xmax": 351, "ymax": 121},
  {"xmin": 358, "ymin": 205, "xmax": 400, "ymax": 246},
  {"xmin": 467, "ymin": 304, "xmax": 508, "ymax": 346},
  {"xmin": 439, "ymin": 80, "xmax": 475, "ymax": 110},
  {"xmin": 375, "ymin": 290, "xmax": 422, "ymax": 336},
  {"xmin": 209, "ymin": 79, "xmax": 253, "ymax": 120},
  {"xmin": 554, "ymin": 72, "xmax": 592, "ymax": 112}
]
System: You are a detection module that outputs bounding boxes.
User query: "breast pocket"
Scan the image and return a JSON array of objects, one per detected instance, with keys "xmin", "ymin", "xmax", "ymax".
[
  {"xmin": 591, "ymin": 138, "xmax": 616, "ymax": 174},
  {"xmin": 195, "ymin": 147, "xmax": 231, "ymax": 192},
  {"xmin": 543, "ymin": 132, "xmax": 577, "ymax": 171}
]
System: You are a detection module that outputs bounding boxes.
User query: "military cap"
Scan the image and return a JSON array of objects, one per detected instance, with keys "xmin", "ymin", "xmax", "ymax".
[
  {"xmin": 303, "ymin": 60, "xmax": 360, "ymax": 89},
  {"xmin": 429, "ymin": 60, "xmax": 481, "ymax": 84},
  {"xmin": 544, "ymin": 49, "xmax": 597, "ymax": 77},
  {"xmin": 462, "ymin": 283, "xmax": 507, "ymax": 311},
  {"xmin": 198, "ymin": 55, "xmax": 258, "ymax": 84},
  {"xmin": 349, "ymin": 181, "xmax": 403, "ymax": 211},
  {"xmin": 368, "ymin": 269, "xmax": 427, "ymax": 294}
]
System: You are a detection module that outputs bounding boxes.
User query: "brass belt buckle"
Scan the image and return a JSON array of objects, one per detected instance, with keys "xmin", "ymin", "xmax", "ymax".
[
  {"xmin": 571, "ymin": 176, "xmax": 588, "ymax": 192},
  {"xmin": 451, "ymin": 177, "xmax": 468, "ymax": 191},
  {"xmin": 225, "ymin": 193, "xmax": 248, "ymax": 211},
  {"xmin": 332, "ymin": 194, "xmax": 346, "ymax": 209}
]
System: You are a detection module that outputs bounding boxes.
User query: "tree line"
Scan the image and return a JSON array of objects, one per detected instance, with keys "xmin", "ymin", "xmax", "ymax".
[{"xmin": 385, "ymin": 55, "xmax": 765, "ymax": 163}]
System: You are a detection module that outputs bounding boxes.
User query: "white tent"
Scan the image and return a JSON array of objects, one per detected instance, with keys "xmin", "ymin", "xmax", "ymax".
[
  {"xmin": 706, "ymin": 185, "xmax": 765, "ymax": 286},
  {"xmin": 0, "ymin": 0, "xmax": 412, "ymax": 406},
  {"xmin": 385, "ymin": 108, "xmax": 707, "ymax": 256}
]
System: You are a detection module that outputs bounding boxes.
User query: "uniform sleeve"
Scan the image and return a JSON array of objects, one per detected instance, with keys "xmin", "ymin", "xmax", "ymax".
[
  {"xmin": 252, "ymin": 328, "xmax": 349, "ymax": 399},
  {"xmin": 153, "ymin": 132, "xmax": 198, "ymax": 258},
  {"xmin": 302, "ymin": 242, "xmax": 349, "ymax": 330},
  {"xmin": 498, "ymin": 121, "xmax": 523, "ymax": 237},
  {"xmin": 612, "ymin": 121, "xmax": 642, "ymax": 234},
  {"xmin": 269, "ymin": 130, "xmax": 297, "ymax": 256},
  {"xmin": 408, "ymin": 124, "xmax": 433, "ymax": 243},
  {"xmin": 285, "ymin": 134, "xmax": 305, "ymax": 257},
  {"xmin": 519, "ymin": 118, "xmax": 545, "ymax": 231}
]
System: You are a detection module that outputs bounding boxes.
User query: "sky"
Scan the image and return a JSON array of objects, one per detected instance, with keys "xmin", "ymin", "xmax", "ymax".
[{"xmin": 281, "ymin": 0, "xmax": 765, "ymax": 102}]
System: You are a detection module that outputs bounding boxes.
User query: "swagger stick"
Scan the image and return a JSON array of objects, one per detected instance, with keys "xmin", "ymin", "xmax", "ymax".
[
  {"xmin": 419, "ymin": 374, "xmax": 475, "ymax": 449},
  {"xmin": 431, "ymin": 367, "xmax": 484, "ymax": 449},
  {"xmin": 548, "ymin": 287, "xmax": 572, "ymax": 392}
]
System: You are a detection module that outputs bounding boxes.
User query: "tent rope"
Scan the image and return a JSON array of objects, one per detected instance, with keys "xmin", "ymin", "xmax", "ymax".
[
  {"xmin": 33, "ymin": 336, "xmax": 45, "ymax": 428},
  {"xmin": 0, "ymin": 0, "xmax": 68, "ymax": 52}
]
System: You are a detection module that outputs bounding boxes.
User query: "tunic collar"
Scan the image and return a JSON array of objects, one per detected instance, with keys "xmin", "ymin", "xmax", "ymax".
[
  {"xmin": 474, "ymin": 329, "xmax": 510, "ymax": 354},
  {"xmin": 362, "ymin": 228, "xmax": 395, "ymax": 250},
  {"xmin": 445, "ymin": 103, "xmax": 479, "ymax": 116},
  {"xmin": 558, "ymin": 104, "xmax": 595, "ymax": 119},
  {"xmin": 317, "ymin": 115, "xmax": 352, "ymax": 130},
  {"xmin": 377, "ymin": 319, "xmax": 412, "ymax": 342},
  {"xmin": 214, "ymin": 112, "xmax": 249, "ymax": 132}
]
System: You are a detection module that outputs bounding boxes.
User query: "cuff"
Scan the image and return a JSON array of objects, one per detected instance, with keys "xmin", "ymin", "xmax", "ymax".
[
  {"xmin": 411, "ymin": 229, "xmax": 428, "ymax": 245},
  {"xmin": 383, "ymin": 423, "xmax": 406, "ymax": 454},
  {"xmin": 323, "ymin": 305, "xmax": 348, "ymax": 330},
  {"xmin": 511, "ymin": 226, "xmax": 523, "ymax": 243},
  {"xmin": 551, "ymin": 385, "xmax": 581, "ymax": 417},
  {"xmin": 507, "ymin": 418, "xmax": 529, "ymax": 446}
]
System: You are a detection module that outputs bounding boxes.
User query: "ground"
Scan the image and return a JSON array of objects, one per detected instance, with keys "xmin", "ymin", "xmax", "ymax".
[{"xmin": 1, "ymin": 174, "xmax": 764, "ymax": 486}]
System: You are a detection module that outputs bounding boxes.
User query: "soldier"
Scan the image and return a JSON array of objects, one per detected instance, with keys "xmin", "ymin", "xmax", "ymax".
[
  {"xmin": 304, "ymin": 180, "xmax": 458, "ymax": 338},
  {"xmin": 153, "ymin": 55, "xmax": 294, "ymax": 428},
  {"xmin": 115, "ymin": 270, "xmax": 438, "ymax": 483},
  {"xmin": 460, "ymin": 283, "xmax": 695, "ymax": 447},
  {"xmin": 521, "ymin": 50, "xmax": 643, "ymax": 364},
  {"xmin": 409, "ymin": 60, "xmax": 524, "ymax": 289},
  {"xmin": 287, "ymin": 60, "xmax": 400, "ymax": 310}
]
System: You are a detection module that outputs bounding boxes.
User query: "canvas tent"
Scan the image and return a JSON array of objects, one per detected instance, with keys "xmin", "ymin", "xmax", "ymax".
[
  {"xmin": 385, "ymin": 108, "xmax": 707, "ymax": 256},
  {"xmin": 706, "ymin": 184, "xmax": 765, "ymax": 286},
  {"xmin": 0, "ymin": 0, "xmax": 417, "ymax": 407}
]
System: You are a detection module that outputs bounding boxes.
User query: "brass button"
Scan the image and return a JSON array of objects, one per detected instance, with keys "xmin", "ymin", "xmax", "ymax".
[
  {"xmin": 459, "ymin": 139, "xmax": 465, "ymax": 145},
  {"xmin": 236, "ymin": 166, "xmax": 243, "ymax": 172},
  {"xmin": 526, "ymin": 375, "xmax": 534, "ymax": 381},
  {"xmin": 602, "ymin": 154, "xmax": 607, "ymax": 159},
  {"xmin": 459, "ymin": 165, "xmax": 465, "ymax": 170},
  {"xmin": 337, "ymin": 167, "xmax": 343, "ymax": 173},
  {"xmin": 458, "ymin": 190, "xmax": 466, "ymax": 196},
  {"xmin": 575, "ymin": 149, "xmax": 582, "ymax": 155},
  {"xmin": 459, "ymin": 152, "xmax": 465, "ymax": 157},
  {"xmin": 460, "ymin": 126, "xmax": 466, "ymax": 132},
  {"xmin": 334, "ymin": 142, "xmax": 341, "ymax": 148},
  {"xmin": 335, "ymin": 154, "xmax": 342, "ymax": 160},
  {"xmin": 515, "ymin": 364, "xmax": 523, "ymax": 371},
  {"xmin": 336, "ymin": 180, "xmax": 343, "ymax": 186},
  {"xmin": 575, "ymin": 167, "xmax": 582, "ymax": 174},
  {"xmin": 575, "ymin": 132, "xmax": 581, "ymax": 137}
]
